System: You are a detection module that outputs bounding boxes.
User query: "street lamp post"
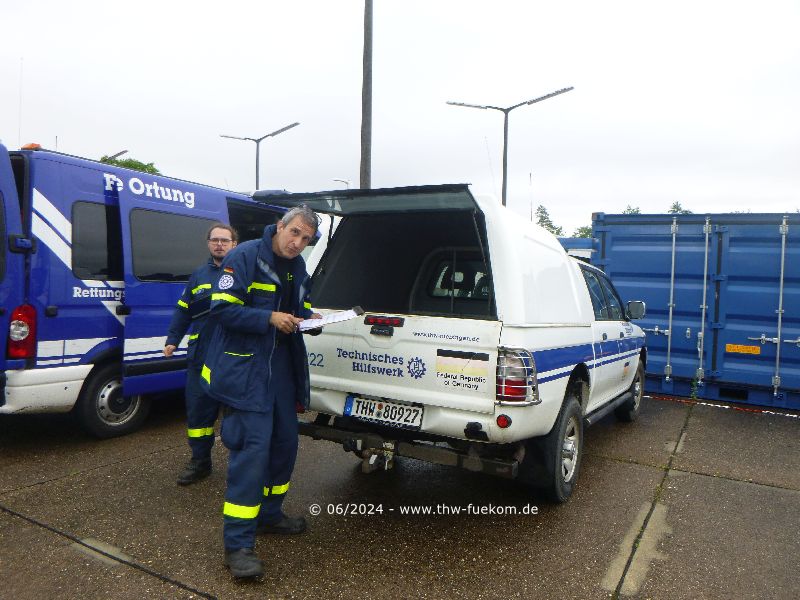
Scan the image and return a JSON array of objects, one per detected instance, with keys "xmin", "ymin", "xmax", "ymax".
[
  {"xmin": 333, "ymin": 178, "xmax": 351, "ymax": 189},
  {"xmin": 106, "ymin": 150, "xmax": 128, "ymax": 161},
  {"xmin": 220, "ymin": 122, "xmax": 300, "ymax": 189},
  {"xmin": 447, "ymin": 87, "xmax": 573, "ymax": 206}
]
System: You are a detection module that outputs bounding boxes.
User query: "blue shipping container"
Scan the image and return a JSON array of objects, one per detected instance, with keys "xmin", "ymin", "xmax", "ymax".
[{"xmin": 589, "ymin": 213, "xmax": 800, "ymax": 410}]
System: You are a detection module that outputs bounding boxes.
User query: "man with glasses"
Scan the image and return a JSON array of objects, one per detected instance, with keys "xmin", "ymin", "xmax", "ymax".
[{"xmin": 164, "ymin": 223, "xmax": 238, "ymax": 485}]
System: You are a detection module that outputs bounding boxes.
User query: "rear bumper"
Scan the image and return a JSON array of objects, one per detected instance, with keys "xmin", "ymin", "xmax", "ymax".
[
  {"xmin": 1, "ymin": 365, "xmax": 92, "ymax": 414},
  {"xmin": 299, "ymin": 419, "xmax": 519, "ymax": 479},
  {"xmin": 310, "ymin": 387, "xmax": 562, "ymax": 443}
]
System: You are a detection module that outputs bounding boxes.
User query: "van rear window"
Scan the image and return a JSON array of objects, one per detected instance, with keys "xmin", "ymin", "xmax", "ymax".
[
  {"xmin": 72, "ymin": 202, "xmax": 123, "ymax": 281},
  {"xmin": 130, "ymin": 209, "xmax": 217, "ymax": 282}
]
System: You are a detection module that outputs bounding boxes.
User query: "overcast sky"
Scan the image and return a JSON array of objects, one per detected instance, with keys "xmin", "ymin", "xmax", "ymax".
[{"xmin": 2, "ymin": 0, "xmax": 799, "ymax": 234}]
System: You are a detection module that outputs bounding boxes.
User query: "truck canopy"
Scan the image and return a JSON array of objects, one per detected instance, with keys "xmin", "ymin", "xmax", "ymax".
[{"xmin": 257, "ymin": 184, "xmax": 589, "ymax": 326}]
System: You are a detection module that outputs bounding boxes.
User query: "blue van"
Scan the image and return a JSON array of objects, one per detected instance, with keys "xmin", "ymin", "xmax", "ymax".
[{"xmin": 0, "ymin": 142, "xmax": 287, "ymax": 436}]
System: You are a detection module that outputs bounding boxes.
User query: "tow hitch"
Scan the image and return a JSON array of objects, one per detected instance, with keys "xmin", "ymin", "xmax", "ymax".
[{"xmin": 343, "ymin": 438, "xmax": 396, "ymax": 473}]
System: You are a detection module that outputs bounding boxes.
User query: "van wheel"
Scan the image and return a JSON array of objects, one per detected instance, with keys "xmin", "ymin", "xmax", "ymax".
[
  {"xmin": 614, "ymin": 362, "xmax": 644, "ymax": 422},
  {"xmin": 518, "ymin": 394, "xmax": 583, "ymax": 503},
  {"xmin": 74, "ymin": 363, "xmax": 150, "ymax": 438}
]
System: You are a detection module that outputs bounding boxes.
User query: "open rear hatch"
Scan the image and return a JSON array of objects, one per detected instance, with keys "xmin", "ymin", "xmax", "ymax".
[{"xmin": 255, "ymin": 185, "xmax": 503, "ymax": 422}]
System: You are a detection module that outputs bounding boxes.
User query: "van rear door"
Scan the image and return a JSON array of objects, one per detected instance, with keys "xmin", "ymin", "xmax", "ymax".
[
  {"xmin": 114, "ymin": 172, "xmax": 229, "ymax": 395},
  {"xmin": 0, "ymin": 145, "xmax": 27, "ymax": 380},
  {"xmin": 256, "ymin": 185, "xmax": 503, "ymax": 417}
]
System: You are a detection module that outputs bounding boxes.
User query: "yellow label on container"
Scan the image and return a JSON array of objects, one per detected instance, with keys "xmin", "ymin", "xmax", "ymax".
[{"xmin": 725, "ymin": 344, "xmax": 761, "ymax": 355}]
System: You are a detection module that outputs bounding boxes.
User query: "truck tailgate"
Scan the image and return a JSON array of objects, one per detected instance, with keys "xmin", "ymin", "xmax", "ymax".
[{"xmin": 307, "ymin": 312, "xmax": 502, "ymax": 415}]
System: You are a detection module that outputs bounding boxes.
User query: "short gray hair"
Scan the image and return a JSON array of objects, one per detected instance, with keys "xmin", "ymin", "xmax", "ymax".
[{"xmin": 281, "ymin": 204, "xmax": 320, "ymax": 233}]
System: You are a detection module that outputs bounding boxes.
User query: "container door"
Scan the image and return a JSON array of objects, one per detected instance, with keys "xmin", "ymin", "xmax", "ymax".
[
  {"xmin": 113, "ymin": 172, "xmax": 228, "ymax": 396},
  {"xmin": 0, "ymin": 147, "xmax": 26, "ymax": 375},
  {"xmin": 711, "ymin": 217, "xmax": 800, "ymax": 403},
  {"xmin": 595, "ymin": 215, "xmax": 713, "ymax": 393}
]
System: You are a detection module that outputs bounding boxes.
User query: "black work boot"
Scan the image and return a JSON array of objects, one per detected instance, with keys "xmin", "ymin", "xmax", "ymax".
[
  {"xmin": 224, "ymin": 548, "xmax": 264, "ymax": 579},
  {"xmin": 257, "ymin": 515, "xmax": 307, "ymax": 535},
  {"xmin": 176, "ymin": 458, "xmax": 211, "ymax": 486}
]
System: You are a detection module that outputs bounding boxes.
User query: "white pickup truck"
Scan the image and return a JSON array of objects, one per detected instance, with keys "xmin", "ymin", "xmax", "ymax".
[{"xmin": 258, "ymin": 184, "xmax": 647, "ymax": 502}]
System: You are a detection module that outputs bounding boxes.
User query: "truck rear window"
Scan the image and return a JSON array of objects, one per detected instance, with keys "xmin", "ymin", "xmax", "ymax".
[{"xmin": 312, "ymin": 211, "xmax": 496, "ymax": 319}]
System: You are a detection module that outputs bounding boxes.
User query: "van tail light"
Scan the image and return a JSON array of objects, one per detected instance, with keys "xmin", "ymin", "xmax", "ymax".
[
  {"xmin": 8, "ymin": 304, "xmax": 37, "ymax": 359},
  {"xmin": 496, "ymin": 348, "xmax": 538, "ymax": 404}
]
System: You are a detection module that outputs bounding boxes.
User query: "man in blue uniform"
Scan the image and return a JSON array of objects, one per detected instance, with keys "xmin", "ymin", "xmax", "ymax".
[
  {"xmin": 164, "ymin": 223, "xmax": 238, "ymax": 485},
  {"xmin": 201, "ymin": 206, "xmax": 320, "ymax": 579}
]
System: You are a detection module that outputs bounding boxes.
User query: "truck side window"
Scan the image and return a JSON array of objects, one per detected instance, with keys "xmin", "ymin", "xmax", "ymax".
[
  {"xmin": 72, "ymin": 201, "xmax": 123, "ymax": 281},
  {"xmin": 598, "ymin": 275, "xmax": 624, "ymax": 320},
  {"xmin": 130, "ymin": 209, "xmax": 217, "ymax": 282},
  {"xmin": 582, "ymin": 269, "xmax": 609, "ymax": 320}
]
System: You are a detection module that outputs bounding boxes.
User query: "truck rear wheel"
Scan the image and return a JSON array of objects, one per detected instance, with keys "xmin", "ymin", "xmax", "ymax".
[
  {"xmin": 519, "ymin": 394, "xmax": 584, "ymax": 503},
  {"xmin": 74, "ymin": 363, "xmax": 150, "ymax": 438},
  {"xmin": 614, "ymin": 361, "xmax": 644, "ymax": 422}
]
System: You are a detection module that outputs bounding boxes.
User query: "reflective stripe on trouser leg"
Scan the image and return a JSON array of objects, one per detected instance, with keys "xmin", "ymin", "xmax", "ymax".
[
  {"xmin": 221, "ymin": 407, "xmax": 275, "ymax": 551},
  {"xmin": 185, "ymin": 368, "xmax": 219, "ymax": 461},
  {"xmin": 259, "ymin": 344, "xmax": 299, "ymax": 527}
]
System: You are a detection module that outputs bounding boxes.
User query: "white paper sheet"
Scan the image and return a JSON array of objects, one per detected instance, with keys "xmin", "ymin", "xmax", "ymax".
[{"xmin": 299, "ymin": 307, "xmax": 362, "ymax": 331}]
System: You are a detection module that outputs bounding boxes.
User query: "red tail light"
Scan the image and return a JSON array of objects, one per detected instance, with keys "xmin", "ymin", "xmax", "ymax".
[
  {"xmin": 496, "ymin": 348, "xmax": 538, "ymax": 404},
  {"xmin": 8, "ymin": 304, "xmax": 37, "ymax": 359}
]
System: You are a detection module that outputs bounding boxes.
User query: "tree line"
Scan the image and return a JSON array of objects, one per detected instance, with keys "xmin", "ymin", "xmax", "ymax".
[{"xmin": 537, "ymin": 202, "xmax": 693, "ymax": 238}]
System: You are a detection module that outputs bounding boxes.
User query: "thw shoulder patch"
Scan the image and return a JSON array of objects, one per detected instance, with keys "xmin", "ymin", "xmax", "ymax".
[{"xmin": 218, "ymin": 274, "xmax": 235, "ymax": 290}]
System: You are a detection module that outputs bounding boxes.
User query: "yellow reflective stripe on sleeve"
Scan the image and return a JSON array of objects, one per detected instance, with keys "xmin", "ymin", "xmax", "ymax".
[
  {"xmin": 303, "ymin": 302, "xmax": 312, "ymax": 310},
  {"xmin": 177, "ymin": 300, "xmax": 189, "ymax": 309},
  {"xmin": 191, "ymin": 283, "xmax": 212, "ymax": 295},
  {"xmin": 187, "ymin": 427, "xmax": 214, "ymax": 438},
  {"xmin": 247, "ymin": 282, "xmax": 276, "ymax": 294},
  {"xmin": 212, "ymin": 293, "xmax": 244, "ymax": 305},
  {"xmin": 263, "ymin": 482, "xmax": 290, "ymax": 497},
  {"xmin": 201, "ymin": 365, "xmax": 211, "ymax": 384},
  {"xmin": 189, "ymin": 333, "xmax": 199, "ymax": 340},
  {"xmin": 224, "ymin": 351, "xmax": 253, "ymax": 357},
  {"xmin": 223, "ymin": 501, "xmax": 260, "ymax": 520}
]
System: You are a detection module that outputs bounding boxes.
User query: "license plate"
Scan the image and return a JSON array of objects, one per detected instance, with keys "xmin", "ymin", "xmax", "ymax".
[{"xmin": 344, "ymin": 395, "xmax": 423, "ymax": 429}]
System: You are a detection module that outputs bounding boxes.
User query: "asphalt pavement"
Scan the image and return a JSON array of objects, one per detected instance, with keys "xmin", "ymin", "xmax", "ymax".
[{"xmin": 1, "ymin": 394, "xmax": 798, "ymax": 599}]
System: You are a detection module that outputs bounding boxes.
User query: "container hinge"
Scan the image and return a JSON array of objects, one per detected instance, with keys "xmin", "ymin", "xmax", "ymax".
[
  {"xmin": 710, "ymin": 322, "xmax": 724, "ymax": 329},
  {"xmin": 711, "ymin": 274, "xmax": 727, "ymax": 282},
  {"xmin": 714, "ymin": 225, "xmax": 729, "ymax": 233}
]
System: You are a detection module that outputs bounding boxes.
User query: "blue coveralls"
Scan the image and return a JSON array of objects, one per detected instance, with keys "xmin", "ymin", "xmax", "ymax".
[
  {"xmin": 201, "ymin": 224, "xmax": 313, "ymax": 552},
  {"xmin": 165, "ymin": 258, "xmax": 222, "ymax": 462}
]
